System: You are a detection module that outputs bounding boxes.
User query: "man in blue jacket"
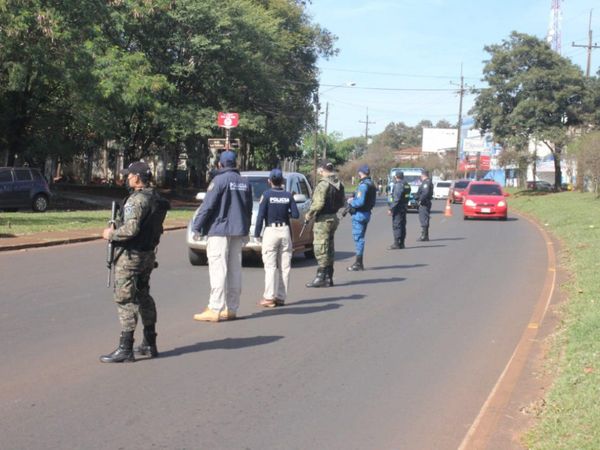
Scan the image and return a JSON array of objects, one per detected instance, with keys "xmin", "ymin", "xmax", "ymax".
[
  {"xmin": 346, "ymin": 165, "xmax": 377, "ymax": 271},
  {"xmin": 191, "ymin": 150, "xmax": 253, "ymax": 322}
]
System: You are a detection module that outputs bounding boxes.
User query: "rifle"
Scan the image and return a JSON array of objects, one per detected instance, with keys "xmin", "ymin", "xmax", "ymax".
[
  {"xmin": 106, "ymin": 201, "xmax": 120, "ymax": 287},
  {"xmin": 341, "ymin": 205, "xmax": 355, "ymax": 218},
  {"xmin": 299, "ymin": 219, "xmax": 311, "ymax": 238}
]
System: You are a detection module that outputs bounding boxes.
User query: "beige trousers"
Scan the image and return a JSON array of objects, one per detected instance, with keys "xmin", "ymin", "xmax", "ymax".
[
  {"xmin": 206, "ymin": 236, "xmax": 247, "ymax": 313},
  {"xmin": 261, "ymin": 225, "xmax": 292, "ymax": 301}
]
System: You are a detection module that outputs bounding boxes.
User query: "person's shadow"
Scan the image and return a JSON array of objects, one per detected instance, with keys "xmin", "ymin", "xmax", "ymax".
[{"xmin": 158, "ymin": 335, "xmax": 284, "ymax": 359}]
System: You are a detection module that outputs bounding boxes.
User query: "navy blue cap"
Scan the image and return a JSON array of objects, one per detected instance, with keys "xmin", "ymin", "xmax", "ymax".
[
  {"xmin": 219, "ymin": 150, "xmax": 237, "ymax": 167},
  {"xmin": 269, "ymin": 168, "xmax": 283, "ymax": 181},
  {"xmin": 358, "ymin": 164, "xmax": 370, "ymax": 175}
]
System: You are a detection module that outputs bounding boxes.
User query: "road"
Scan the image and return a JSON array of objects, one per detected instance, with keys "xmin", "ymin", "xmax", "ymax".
[{"xmin": 0, "ymin": 200, "xmax": 548, "ymax": 450}]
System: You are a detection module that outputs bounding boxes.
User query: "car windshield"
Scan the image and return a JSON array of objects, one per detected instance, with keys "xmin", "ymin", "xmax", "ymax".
[
  {"xmin": 405, "ymin": 175, "xmax": 421, "ymax": 185},
  {"xmin": 455, "ymin": 181, "xmax": 470, "ymax": 189},
  {"xmin": 437, "ymin": 182, "xmax": 451, "ymax": 187},
  {"xmin": 247, "ymin": 176, "xmax": 286, "ymax": 201},
  {"xmin": 469, "ymin": 184, "xmax": 502, "ymax": 196}
]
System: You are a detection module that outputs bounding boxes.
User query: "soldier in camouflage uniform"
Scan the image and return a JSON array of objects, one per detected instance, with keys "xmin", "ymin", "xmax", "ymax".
[
  {"xmin": 305, "ymin": 160, "xmax": 345, "ymax": 288},
  {"xmin": 100, "ymin": 161, "xmax": 170, "ymax": 363}
]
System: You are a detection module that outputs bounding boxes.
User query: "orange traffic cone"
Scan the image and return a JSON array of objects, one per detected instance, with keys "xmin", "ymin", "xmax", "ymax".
[{"xmin": 444, "ymin": 199, "xmax": 453, "ymax": 217}]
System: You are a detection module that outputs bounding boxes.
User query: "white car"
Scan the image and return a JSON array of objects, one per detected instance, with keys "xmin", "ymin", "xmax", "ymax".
[
  {"xmin": 186, "ymin": 171, "xmax": 315, "ymax": 265},
  {"xmin": 433, "ymin": 181, "xmax": 451, "ymax": 199}
]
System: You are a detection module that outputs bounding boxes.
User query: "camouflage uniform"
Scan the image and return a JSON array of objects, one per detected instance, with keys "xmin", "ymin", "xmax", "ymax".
[
  {"xmin": 306, "ymin": 174, "xmax": 342, "ymax": 268},
  {"xmin": 110, "ymin": 188, "xmax": 159, "ymax": 332}
]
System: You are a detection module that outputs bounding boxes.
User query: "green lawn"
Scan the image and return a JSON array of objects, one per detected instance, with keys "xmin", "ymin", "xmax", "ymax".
[
  {"xmin": 0, "ymin": 209, "xmax": 194, "ymax": 236},
  {"xmin": 509, "ymin": 191, "xmax": 600, "ymax": 449}
]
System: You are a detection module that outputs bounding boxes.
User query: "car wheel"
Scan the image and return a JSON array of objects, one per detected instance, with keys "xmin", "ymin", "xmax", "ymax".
[
  {"xmin": 32, "ymin": 194, "xmax": 49, "ymax": 212},
  {"xmin": 304, "ymin": 247, "xmax": 315, "ymax": 259},
  {"xmin": 188, "ymin": 248, "xmax": 207, "ymax": 266},
  {"xmin": 463, "ymin": 215, "xmax": 469, "ymax": 220}
]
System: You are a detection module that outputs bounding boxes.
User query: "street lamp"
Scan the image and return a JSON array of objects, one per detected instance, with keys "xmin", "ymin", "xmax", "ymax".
[{"xmin": 320, "ymin": 82, "xmax": 356, "ymax": 158}]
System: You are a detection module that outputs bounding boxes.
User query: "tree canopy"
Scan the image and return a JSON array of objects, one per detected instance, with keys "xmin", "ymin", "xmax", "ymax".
[
  {"xmin": 471, "ymin": 32, "xmax": 587, "ymax": 188},
  {"xmin": 0, "ymin": 0, "xmax": 336, "ymax": 177}
]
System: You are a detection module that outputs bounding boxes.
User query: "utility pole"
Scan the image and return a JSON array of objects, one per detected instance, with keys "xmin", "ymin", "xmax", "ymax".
[
  {"xmin": 572, "ymin": 10, "xmax": 599, "ymax": 190},
  {"xmin": 358, "ymin": 108, "xmax": 375, "ymax": 155},
  {"xmin": 312, "ymin": 93, "xmax": 320, "ymax": 188},
  {"xmin": 454, "ymin": 66, "xmax": 465, "ymax": 179},
  {"xmin": 323, "ymin": 102, "xmax": 329, "ymax": 159},
  {"xmin": 572, "ymin": 10, "xmax": 599, "ymax": 77}
]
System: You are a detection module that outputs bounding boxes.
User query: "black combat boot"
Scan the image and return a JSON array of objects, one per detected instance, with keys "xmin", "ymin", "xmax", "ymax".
[
  {"xmin": 389, "ymin": 241, "xmax": 401, "ymax": 250},
  {"xmin": 325, "ymin": 265, "xmax": 334, "ymax": 287},
  {"xmin": 100, "ymin": 331, "xmax": 135, "ymax": 363},
  {"xmin": 347, "ymin": 255, "xmax": 364, "ymax": 271},
  {"xmin": 399, "ymin": 240, "xmax": 405, "ymax": 249},
  {"xmin": 135, "ymin": 325, "xmax": 158, "ymax": 358},
  {"xmin": 306, "ymin": 267, "xmax": 328, "ymax": 288},
  {"xmin": 417, "ymin": 227, "xmax": 429, "ymax": 242}
]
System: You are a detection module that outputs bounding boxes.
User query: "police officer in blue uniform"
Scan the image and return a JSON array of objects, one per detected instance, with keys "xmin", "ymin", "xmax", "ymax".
[
  {"xmin": 254, "ymin": 169, "xmax": 299, "ymax": 307},
  {"xmin": 388, "ymin": 170, "xmax": 411, "ymax": 249},
  {"xmin": 416, "ymin": 169, "xmax": 433, "ymax": 242},
  {"xmin": 346, "ymin": 165, "xmax": 377, "ymax": 271}
]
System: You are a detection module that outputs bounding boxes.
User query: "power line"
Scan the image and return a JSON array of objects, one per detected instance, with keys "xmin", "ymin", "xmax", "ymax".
[
  {"xmin": 319, "ymin": 66, "xmax": 482, "ymax": 80},
  {"xmin": 319, "ymin": 83, "xmax": 483, "ymax": 93},
  {"xmin": 572, "ymin": 9, "xmax": 599, "ymax": 77}
]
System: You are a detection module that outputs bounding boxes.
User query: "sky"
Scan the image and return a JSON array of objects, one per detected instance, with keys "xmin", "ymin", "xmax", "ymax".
[{"xmin": 307, "ymin": 0, "xmax": 600, "ymax": 140}]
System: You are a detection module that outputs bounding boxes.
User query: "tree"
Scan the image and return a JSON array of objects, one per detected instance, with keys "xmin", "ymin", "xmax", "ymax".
[
  {"xmin": 568, "ymin": 131, "xmax": 600, "ymax": 194},
  {"xmin": 471, "ymin": 32, "xmax": 586, "ymax": 189}
]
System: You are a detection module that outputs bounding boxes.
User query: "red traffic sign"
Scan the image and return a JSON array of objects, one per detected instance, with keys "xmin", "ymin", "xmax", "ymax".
[{"xmin": 217, "ymin": 112, "xmax": 239, "ymax": 128}]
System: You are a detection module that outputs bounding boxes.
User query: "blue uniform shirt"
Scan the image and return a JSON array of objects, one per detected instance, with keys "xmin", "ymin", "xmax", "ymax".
[{"xmin": 254, "ymin": 187, "xmax": 299, "ymax": 237}]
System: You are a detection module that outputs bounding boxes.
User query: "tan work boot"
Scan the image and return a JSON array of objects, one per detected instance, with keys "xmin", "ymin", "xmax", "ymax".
[
  {"xmin": 219, "ymin": 308, "xmax": 237, "ymax": 320},
  {"xmin": 260, "ymin": 298, "xmax": 277, "ymax": 308},
  {"xmin": 193, "ymin": 308, "xmax": 220, "ymax": 322}
]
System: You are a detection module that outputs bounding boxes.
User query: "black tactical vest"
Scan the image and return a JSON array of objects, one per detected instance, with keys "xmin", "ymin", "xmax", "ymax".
[
  {"xmin": 319, "ymin": 181, "xmax": 345, "ymax": 215},
  {"xmin": 122, "ymin": 190, "xmax": 171, "ymax": 252},
  {"xmin": 355, "ymin": 178, "xmax": 377, "ymax": 212}
]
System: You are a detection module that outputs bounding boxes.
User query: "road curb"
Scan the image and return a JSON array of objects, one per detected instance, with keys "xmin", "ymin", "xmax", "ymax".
[{"xmin": 0, "ymin": 225, "xmax": 188, "ymax": 252}]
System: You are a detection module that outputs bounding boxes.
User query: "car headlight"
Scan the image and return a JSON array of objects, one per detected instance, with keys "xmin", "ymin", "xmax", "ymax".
[
  {"xmin": 465, "ymin": 199, "xmax": 476, "ymax": 207},
  {"xmin": 497, "ymin": 200, "xmax": 506, "ymax": 207}
]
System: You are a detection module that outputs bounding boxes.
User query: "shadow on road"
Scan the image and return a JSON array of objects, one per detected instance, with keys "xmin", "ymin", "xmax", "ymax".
[
  {"xmin": 406, "ymin": 244, "xmax": 446, "ymax": 249},
  {"xmin": 428, "ymin": 237, "xmax": 465, "ymax": 242},
  {"xmin": 336, "ymin": 276, "xmax": 405, "ymax": 287},
  {"xmin": 158, "ymin": 335, "xmax": 285, "ymax": 358},
  {"xmin": 368, "ymin": 263, "xmax": 427, "ymax": 271},
  {"xmin": 244, "ymin": 302, "xmax": 342, "ymax": 320},
  {"xmin": 288, "ymin": 293, "xmax": 366, "ymax": 307}
]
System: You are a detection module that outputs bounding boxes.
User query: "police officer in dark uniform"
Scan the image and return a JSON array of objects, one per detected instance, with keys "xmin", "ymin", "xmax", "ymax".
[
  {"xmin": 101, "ymin": 161, "xmax": 171, "ymax": 363},
  {"xmin": 254, "ymin": 169, "xmax": 299, "ymax": 307},
  {"xmin": 416, "ymin": 169, "xmax": 433, "ymax": 241},
  {"xmin": 388, "ymin": 170, "xmax": 411, "ymax": 249}
]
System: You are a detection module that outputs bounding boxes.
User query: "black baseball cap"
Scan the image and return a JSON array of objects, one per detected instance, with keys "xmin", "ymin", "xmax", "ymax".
[
  {"xmin": 121, "ymin": 161, "xmax": 152, "ymax": 178},
  {"xmin": 319, "ymin": 159, "xmax": 334, "ymax": 171}
]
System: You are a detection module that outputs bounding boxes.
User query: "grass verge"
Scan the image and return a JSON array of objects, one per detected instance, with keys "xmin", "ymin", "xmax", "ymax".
[
  {"xmin": 0, "ymin": 209, "xmax": 194, "ymax": 236},
  {"xmin": 509, "ymin": 191, "xmax": 600, "ymax": 449}
]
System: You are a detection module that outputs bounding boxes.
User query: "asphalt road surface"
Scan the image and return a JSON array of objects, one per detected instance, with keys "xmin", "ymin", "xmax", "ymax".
[{"xmin": 0, "ymin": 200, "xmax": 548, "ymax": 450}]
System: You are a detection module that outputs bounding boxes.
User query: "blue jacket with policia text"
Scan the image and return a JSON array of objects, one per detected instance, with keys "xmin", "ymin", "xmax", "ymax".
[
  {"xmin": 192, "ymin": 168, "xmax": 253, "ymax": 237},
  {"xmin": 254, "ymin": 187, "xmax": 299, "ymax": 237}
]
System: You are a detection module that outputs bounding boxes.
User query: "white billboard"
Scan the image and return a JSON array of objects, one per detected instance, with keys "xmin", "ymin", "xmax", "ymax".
[{"xmin": 422, "ymin": 128, "xmax": 458, "ymax": 153}]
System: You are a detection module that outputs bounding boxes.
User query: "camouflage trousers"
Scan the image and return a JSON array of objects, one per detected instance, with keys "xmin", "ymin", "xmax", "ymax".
[
  {"xmin": 313, "ymin": 214, "xmax": 339, "ymax": 268},
  {"xmin": 113, "ymin": 249, "xmax": 157, "ymax": 332}
]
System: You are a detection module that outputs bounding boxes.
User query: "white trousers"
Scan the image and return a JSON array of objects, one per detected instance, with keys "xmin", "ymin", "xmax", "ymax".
[
  {"xmin": 206, "ymin": 236, "xmax": 247, "ymax": 313},
  {"xmin": 261, "ymin": 225, "xmax": 292, "ymax": 301}
]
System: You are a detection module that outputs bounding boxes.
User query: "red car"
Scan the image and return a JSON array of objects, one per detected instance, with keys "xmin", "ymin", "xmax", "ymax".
[
  {"xmin": 449, "ymin": 179, "xmax": 470, "ymax": 204},
  {"xmin": 462, "ymin": 181, "xmax": 508, "ymax": 220}
]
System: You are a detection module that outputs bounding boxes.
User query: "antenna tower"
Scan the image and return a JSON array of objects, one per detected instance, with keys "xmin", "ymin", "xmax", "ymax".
[{"xmin": 547, "ymin": 0, "xmax": 563, "ymax": 54}]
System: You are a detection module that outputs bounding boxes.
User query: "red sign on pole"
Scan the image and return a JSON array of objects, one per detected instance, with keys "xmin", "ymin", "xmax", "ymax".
[{"xmin": 217, "ymin": 112, "xmax": 239, "ymax": 128}]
